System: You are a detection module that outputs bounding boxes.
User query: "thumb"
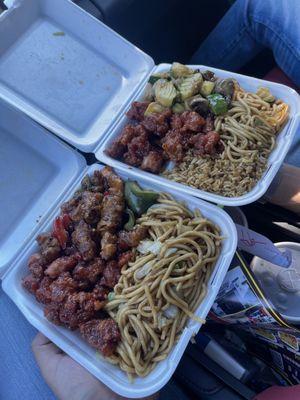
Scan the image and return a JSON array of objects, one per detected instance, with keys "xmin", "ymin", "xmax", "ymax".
[{"xmin": 32, "ymin": 332, "xmax": 63, "ymax": 368}]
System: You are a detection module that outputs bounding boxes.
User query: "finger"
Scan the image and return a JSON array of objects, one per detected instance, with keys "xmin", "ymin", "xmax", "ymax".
[
  {"xmin": 32, "ymin": 332, "xmax": 63, "ymax": 365},
  {"xmin": 32, "ymin": 332, "xmax": 53, "ymax": 346}
]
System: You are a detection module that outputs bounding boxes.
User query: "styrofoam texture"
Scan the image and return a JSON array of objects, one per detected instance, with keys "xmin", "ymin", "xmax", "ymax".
[
  {"xmin": 0, "ymin": 0, "xmax": 154, "ymax": 152},
  {"xmin": 97, "ymin": 64, "xmax": 300, "ymax": 206},
  {"xmin": 2, "ymin": 163, "xmax": 237, "ymax": 398},
  {"xmin": 0, "ymin": 98, "xmax": 85, "ymax": 278}
]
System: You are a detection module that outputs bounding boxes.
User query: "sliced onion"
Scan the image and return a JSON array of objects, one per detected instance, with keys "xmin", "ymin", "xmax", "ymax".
[
  {"xmin": 165, "ymin": 247, "xmax": 177, "ymax": 257},
  {"xmin": 163, "ymin": 305, "xmax": 179, "ymax": 319},
  {"xmin": 137, "ymin": 240, "xmax": 162, "ymax": 255},
  {"xmin": 157, "ymin": 313, "xmax": 168, "ymax": 329},
  {"xmin": 135, "ymin": 262, "xmax": 153, "ymax": 280}
]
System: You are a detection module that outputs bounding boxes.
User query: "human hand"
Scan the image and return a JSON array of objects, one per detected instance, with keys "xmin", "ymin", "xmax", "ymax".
[
  {"xmin": 265, "ymin": 164, "xmax": 300, "ymax": 214},
  {"xmin": 32, "ymin": 333, "xmax": 158, "ymax": 400}
]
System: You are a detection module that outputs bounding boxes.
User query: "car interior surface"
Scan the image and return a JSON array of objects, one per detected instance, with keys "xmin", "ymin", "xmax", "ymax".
[{"xmin": 0, "ymin": 0, "xmax": 299, "ymax": 399}]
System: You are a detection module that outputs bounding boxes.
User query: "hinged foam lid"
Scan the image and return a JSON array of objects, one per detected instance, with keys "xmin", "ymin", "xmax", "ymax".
[
  {"xmin": 0, "ymin": 0, "xmax": 154, "ymax": 152},
  {"xmin": 0, "ymin": 99, "xmax": 86, "ymax": 278}
]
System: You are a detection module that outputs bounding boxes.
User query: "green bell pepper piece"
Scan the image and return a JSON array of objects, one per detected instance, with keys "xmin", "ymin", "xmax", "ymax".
[
  {"xmin": 124, "ymin": 208, "xmax": 136, "ymax": 231},
  {"xmin": 207, "ymin": 93, "xmax": 228, "ymax": 115},
  {"xmin": 125, "ymin": 181, "xmax": 159, "ymax": 216}
]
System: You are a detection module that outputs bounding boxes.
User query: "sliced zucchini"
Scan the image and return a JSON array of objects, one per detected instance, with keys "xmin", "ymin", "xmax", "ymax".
[
  {"xmin": 154, "ymin": 79, "xmax": 177, "ymax": 107},
  {"xmin": 200, "ymin": 80, "xmax": 215, "ymax": 97},
  {"xmin": 144, "ymin": 102, "xmax": 166, "ymax": 116},
  {"xmin": 170, "ymin": 62, "xmax": 193, "ymax": 78},
  {"xmin": 178, "ymin": 73, "xmax": 203, "ymax": 100},
  {"xmin": 148, "ymin": 72, "xmax": 170, "ymax": 85},
  {"xmin": 172, "ymin": 103, "xmax": 185, "ymax": 114}
]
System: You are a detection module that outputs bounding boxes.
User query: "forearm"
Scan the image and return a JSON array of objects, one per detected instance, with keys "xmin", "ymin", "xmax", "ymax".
[{"xmin": 265, "ymin": 164, "xmax": 300, "ymax": 215}]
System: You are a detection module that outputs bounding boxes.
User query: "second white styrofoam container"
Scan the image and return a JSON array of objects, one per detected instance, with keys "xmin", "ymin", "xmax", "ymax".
[
  {"xmin": 1, "ymin": 1, "xmax": 299, "ymax": 206},
  {"xmin": 2, "ymin": 163, "xmax": 237, "ymax": 398},
  {"xmin": 97, "ymin": 64, "xmax": 300, "ymax": 207},
  {"xmin": 0, "ymin": 98, "xmax": 85, "ymax": 277}
]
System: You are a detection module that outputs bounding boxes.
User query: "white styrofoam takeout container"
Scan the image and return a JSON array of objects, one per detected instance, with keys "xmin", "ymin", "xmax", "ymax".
[
  {"xmin": 97, "ymin": 63, "xmax": 300, "ymax": 206},
  {"xmin": 0, "ymin": 98, "xmax": 237, "ymax": 398},
  {"xmin": 0, "ymin": 99, "xmax": 86, "ymax": 276},
  {"xmin": 0, "ymin": 0, "xmax": 154, "ymax": 152},
  {"xmin": 1, "ymin": 0, "xmax": 300, "ymax": 207}
]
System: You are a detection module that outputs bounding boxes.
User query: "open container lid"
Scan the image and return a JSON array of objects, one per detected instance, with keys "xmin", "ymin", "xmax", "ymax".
[
  {"xmin": 0, "ymin": 98, "xmax": 85, "ymax": 278},
  {"xmin": 0, "ymin": 0, "xmax": 154, "ymax": 152}
]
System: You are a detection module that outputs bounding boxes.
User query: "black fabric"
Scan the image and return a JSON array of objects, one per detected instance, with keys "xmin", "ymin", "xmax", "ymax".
[
  {"xmin": 73, "ymin": 0, "xmax": 104, "ymax": 20},
  {"xmin": 160, "ymin": 379, "xmax": 191, "ymax": 400},
  {"xmin": 173, "ymin": 355, "xmax": 243, "ymax": 400},
  {"xmin": 89, "ymin": 0, "xmax": 230, "ymax": 63}
]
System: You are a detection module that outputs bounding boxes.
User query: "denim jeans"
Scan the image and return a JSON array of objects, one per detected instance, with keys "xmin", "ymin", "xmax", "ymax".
[
  {"xmin": 191, "ymin": 0, "xmax": 300, "ymax": 87},
  {"xmin": 0, "ymin": 288, "xmax": 56, "ymax": 400},
  {"xmin": 0, "ymin": 287, "xmax": 184, "ymax": 400},
  {"xmin": 191, "ymin": 0, "xmax": 300, "ymax": 167}
]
